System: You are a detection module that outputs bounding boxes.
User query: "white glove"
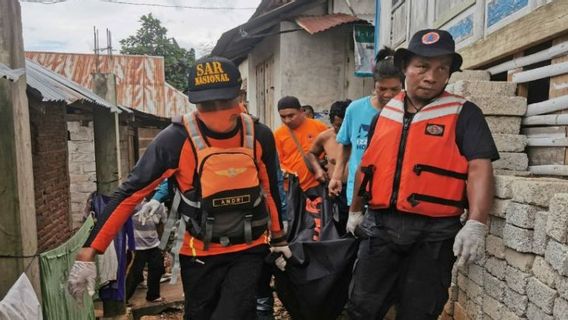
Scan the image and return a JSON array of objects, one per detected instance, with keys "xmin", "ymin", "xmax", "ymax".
[
  {"xmin": 453, "ymin": 220, "xmax": 488, "ymax": 268},
  {"xmin": 271, "ymin": 245, "xmax": 292, "ymax": 258},
  {"xmin": 275, "ymin": 256, "xmax": 287, "ymax": 271},
  {"xmin": 346, "ymin": 211, "xmax": 364, "ymax": 235},
  {"xmin": 271, "ymin": 245, "xmax": 292, "ymax": 271},
  {"xmin": 67, "ymin": 261, "xmax": 96, "ymax": 305},
  {"xmin": 138, "ymin": 199, "xmax": 161, "ymax": 226}
]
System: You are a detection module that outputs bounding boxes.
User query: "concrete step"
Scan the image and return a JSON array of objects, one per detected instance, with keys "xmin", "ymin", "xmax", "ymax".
[
  {"xmin": 486, "ymin": 116, "xmax": 522, "ymax": 134},
  {"xmin": 449, "ymin": 70, "xmax": 490, "ymax": 83},
  {"xmin": 468, "ymin": 95, "xmax": 527, "ymax": 116},
  {"xmin": 447, "ymin": 80, "xmax": 517, "ymax": 97},
  {"xmin": 494, "ymin": 152, "xmax": 529, "ymax": 171},
  {"xmin": 493, "ymin": 134, "xmax": 528, "ymax": 152}
]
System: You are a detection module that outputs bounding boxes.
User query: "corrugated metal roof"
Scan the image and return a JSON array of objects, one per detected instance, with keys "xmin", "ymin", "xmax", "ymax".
[
  {"xmin": 212, "ymin": 0, "xmax": 324, "ymax": 62},
  {"xmin": 0, "ymin": 63, "xmax": 25, "ymax": 81},
  {"xmin": 25, "ymin": 59, "xmax": 126, "ymax": 113},
  {"xmin": 25, "ymin": 52, "xmax": 192, "ymax": 117},
  {"xmin": 295, "ymin": 13, "xmax": 363, "ymax": 35},
  {"xmin": 249, "ymin": 0, "xmax": 293, "ymax": 20}
]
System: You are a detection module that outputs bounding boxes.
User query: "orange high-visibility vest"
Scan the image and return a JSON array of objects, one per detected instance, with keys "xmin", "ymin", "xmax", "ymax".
[{"xmin": 360, "ymin": 91, "xmax": 469, "ymax": 217}]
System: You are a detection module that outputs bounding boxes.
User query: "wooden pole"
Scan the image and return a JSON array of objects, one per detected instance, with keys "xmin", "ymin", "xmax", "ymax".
[
  {"xmin": 525, "ymin": 95, "xmax": 568, "ymax": 117},
  {"xmin": 512, "ymin": 61, "xmax": 568, "ymax": 83},
  {"xmin": 92, "ymin": 73, "xmax": 121, "ymax": 196},
  {"xmin": 527, "ymin": 137, "xmax": 568, "ymax": 147},
  {"xmin": 508, "ymin": 52, "xmax": 528, "ymax": 98},
  {"xmin": 523, "ymin": 114, "xmax": 568, "ymax": 126},
  {"xmin": 0, "ymin": 0, "xmax": 40, "ymax": 299},
  {"xmin": 529, "ymin": 165, "xmax": 568, "ymax": 176},
  {"xmin": 487, "ymin": 41, "xmax": 568, "ymax": 75}
]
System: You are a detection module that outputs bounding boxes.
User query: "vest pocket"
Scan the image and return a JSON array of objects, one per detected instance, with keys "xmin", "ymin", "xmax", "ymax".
[
  {"xmin": 407, "ymin": 193, "xmax": 467, "ymax": 209},
  {"xmin": 413, "ymin": 164, "xmax": 467, "ymax": 180}
]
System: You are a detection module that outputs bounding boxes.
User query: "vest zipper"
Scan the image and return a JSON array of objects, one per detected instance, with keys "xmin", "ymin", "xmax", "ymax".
[{"xmin": 390, "ymin": 114, "xmax": 412, "ymax": 208}]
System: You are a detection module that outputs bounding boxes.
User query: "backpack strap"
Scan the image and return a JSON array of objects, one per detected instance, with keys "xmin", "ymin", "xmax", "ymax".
[
  {"xmin": 158, "ymin": 189, "xmax": 182, "ymax": 251},
  {"xmin": 169, "ymin": 216, "xmax": 187, "ymax": 284},
  {"xmin": 241, "ymin": 113, "xmax": 255, "ymax": 150},
  {"xmin": 183, "ymin": 111, "xmax": 208, "ymax": 151}
]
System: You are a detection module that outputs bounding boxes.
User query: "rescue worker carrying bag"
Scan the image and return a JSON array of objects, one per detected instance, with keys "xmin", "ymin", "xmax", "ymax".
[{"xmin": 178, "ymin": 111, "xmax": 269, "ymax": 249}]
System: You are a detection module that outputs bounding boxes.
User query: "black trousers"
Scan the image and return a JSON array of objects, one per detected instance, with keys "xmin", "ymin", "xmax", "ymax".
[
  {"xmin": 347, "ymin": 210, "xmax": 459, "ymax": 320},
  {"xmin": 180, "ymin": 246, "xmax": 268, "ymax": 320},
  {"xmin": 347, "ymin": 237, "xmax": 456, "ymax": 320},
  {"xmin": 257, "ymin": 262, "xmax": 274, "ymax": 299},
  {"xmin": 125, "ymin": 247, "xmax": 164, "ymax": 302}
]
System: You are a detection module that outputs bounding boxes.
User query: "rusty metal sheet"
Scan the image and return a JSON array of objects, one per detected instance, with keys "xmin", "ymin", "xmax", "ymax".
[
  {"xmin": 164, "ymin": 82, "xmax": 194, "ymax": 116},
  {"xmin": 25, "ymin": 59, "xmax": 123, "ymax": 113},
  {"xmin": 25, "ymin": 51, "xmax": 187, "ymax": 117},
  {"xmin": 295, "ymin": 13, "xmax": 362, "ymax": 35}
]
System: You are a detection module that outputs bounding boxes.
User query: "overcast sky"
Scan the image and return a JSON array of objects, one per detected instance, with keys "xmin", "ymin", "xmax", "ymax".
[{"xmin": 20, "ymin": 0, "xmax": 261, "ymax": 57}]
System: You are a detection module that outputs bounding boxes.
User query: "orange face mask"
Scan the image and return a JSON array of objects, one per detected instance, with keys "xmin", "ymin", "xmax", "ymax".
[{"xmin": 197, "ymin": 105, "xmax": 242, "ymax": 133}]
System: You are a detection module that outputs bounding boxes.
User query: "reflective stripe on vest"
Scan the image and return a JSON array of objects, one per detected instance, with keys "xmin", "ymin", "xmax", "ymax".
[{"xmin": 360, "ymin": 91, "xmax": 469, "ymax": 217}]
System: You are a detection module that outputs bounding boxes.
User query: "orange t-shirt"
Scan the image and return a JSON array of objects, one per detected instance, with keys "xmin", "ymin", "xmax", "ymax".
[{"xmin": 274, "ymin": 118, "xmax": 328, "ymax": 191}]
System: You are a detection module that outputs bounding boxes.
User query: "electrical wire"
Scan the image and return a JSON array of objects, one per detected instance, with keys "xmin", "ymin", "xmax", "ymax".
[
  {"xmin": 21, "ymin": 0, "xmax": 258, "ymax": 10},
  {"xmin": 100, "ymin": 0, "xmax": 257, "ymax": 10}
]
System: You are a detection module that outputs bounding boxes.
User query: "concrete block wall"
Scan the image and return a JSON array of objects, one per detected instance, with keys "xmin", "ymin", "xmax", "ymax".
[
  {"xmin": 67, "ymin": 119, "xmax": 97, "ymax": 229},
  {"xmin": 443, "ymin": 176, "xmax": 568, "ymax": 320},
  {"xmin": 29, "ymin": 100, "xmax": 72, "ymax": 252},
  {"xmin": 447, "ymin": 71, "xmax": 529, "ymax": 172},
  {"xmin": 439, "ymin": 71, "xmax": 568, "ymax": 319}
]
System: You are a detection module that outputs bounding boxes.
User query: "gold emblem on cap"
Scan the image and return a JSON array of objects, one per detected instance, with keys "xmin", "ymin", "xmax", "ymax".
[{"xmin": 195, "ymin": 61, "xmax": 231, "ymax": 86}]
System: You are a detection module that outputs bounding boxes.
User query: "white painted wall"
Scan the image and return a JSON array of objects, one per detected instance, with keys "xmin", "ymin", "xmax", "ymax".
[
  {"xmin": 246, "ymin": 31, "xmax": 281, "ymax": 124},
  {"xmin": 280, "ymin": 22, "xmax": 373, "ymax": 117},
  {"xmin": 244, "ymin": 2, "xmax": 375, "ymax": 129},
  {"xmin": 377, "ymin": 0, "xmax": 561, "ymax": 65},
  {"xmin": 238, "ymin": 57, "xmax": 250, "ymax": 106}
]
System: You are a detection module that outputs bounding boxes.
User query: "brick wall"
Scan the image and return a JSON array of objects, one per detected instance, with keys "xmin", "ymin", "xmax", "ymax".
[
  {"xmin": 67, "ymin": 118, "xmax": 97, "ymax": 229},
  {"xmin": 29, "ymin": 100, "xmax": 72, "ymax": 252}
]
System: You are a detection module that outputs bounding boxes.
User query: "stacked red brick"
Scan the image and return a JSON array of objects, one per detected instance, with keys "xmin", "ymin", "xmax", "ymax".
[{"xmin": 29, "ymin": 100, "xmax": 72, "ymax": 252}]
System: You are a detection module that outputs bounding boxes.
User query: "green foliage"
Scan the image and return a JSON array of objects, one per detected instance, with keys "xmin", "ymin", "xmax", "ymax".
[{"xmin": 120, "ymin": 13, "xmax": 196, "ymax": 91}]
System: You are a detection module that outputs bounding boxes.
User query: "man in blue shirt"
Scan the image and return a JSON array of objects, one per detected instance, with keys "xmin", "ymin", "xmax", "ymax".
[{"xmin": 329, "ymin": 48, "xmax": 404, "ymax": 204}]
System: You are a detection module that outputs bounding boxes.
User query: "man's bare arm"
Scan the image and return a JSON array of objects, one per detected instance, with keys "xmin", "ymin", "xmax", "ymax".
[
  {"xmin": 466, "ymin": 159, "xmax": 494, "ymax": 224},
  {"xmin": 328, "ymin": 144, "xmax": 351, "ymax": 196}
]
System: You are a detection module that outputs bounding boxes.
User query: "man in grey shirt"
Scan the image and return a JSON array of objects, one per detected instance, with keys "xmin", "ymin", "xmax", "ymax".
[{"xmin": 125, "ymin": 199, "xmax": 167, "ymax": 303}]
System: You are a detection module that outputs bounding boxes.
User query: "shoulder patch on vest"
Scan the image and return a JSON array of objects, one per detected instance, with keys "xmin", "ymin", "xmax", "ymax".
[{"xmin": 425, "ymin": 123, "xmax": 445, "ymax": 137}]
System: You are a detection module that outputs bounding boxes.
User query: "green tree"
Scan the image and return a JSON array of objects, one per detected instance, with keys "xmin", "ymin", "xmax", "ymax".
[{"xmin": 120, "ymin": 13, "xmax": 196, "ymax": 91}]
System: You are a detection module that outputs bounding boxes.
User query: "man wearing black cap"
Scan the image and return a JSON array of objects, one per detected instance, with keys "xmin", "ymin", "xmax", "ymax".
[
  {"xmin": 67, "ymin": 56, "xmax": 289, "ymax": 319},
  {"xmin": 345, "ymin": 29, "xmax": 499, "ymax": 319}
]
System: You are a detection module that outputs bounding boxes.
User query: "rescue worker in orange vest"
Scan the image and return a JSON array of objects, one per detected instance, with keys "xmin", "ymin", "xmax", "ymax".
[
  {"xmin": 346, "ymin": 29, "xmax": 499, "ymax": 320},
  {"xmin": 67, "ymin": 57, "xmax": 289, "ymax": 320}
]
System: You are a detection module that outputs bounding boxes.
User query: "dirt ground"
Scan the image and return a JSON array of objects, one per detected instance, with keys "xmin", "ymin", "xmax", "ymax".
[{"xmin": 139, "ymin": 293, "xmax": 292, "ymax": 320}]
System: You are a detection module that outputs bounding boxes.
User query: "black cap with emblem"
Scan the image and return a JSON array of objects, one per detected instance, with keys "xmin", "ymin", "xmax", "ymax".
[
  {"xmin": 187, "ymin": 56, "xmax": 242, "ymax": 104},
  {"xmin": 394, "ymin": 29, "xmax": 463, "ymax": 73}
]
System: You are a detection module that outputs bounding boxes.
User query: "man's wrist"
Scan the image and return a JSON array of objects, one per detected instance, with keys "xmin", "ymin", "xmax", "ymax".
[
  {"xmin": 76, "ymin": 247, "xmax": 97, "ymax": 262},
  {"xmin": 467, "ymin": 211, "xmax": 488, "ymax": 225}
]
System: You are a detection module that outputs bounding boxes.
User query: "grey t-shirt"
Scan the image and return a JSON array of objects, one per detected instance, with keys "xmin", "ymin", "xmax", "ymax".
[{"xmin": 132, "ymin": 204, "xmax": 167, "ymax": 250}]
